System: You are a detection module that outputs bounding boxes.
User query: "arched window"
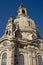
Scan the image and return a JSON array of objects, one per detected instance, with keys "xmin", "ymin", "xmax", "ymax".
[
  {"xmin": 29, "ymin": 21, "xmax": 30, "ymax": 26},
  {"xmin": 28, "ymin": 21, "xmax": 31, "ymax": 26},
  {"xmin": 22, "ymin": 9, "xmax": 25, "ymax": 14},
  {"xmin": 19, "ymin": 54, "xmax": 24, "ymax": 65},
  {"xmin": 1, "ymin": 53, "xmax": 7, "ymax": 65},
  {"xmin": 37, "ymin": 55, "xmax": 42, "ymax": 65}
]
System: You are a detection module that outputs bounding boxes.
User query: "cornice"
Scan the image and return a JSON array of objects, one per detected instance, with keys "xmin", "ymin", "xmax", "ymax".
[
  {"xmin": 0, "ymin": 37, "xmax": 15, "ymax": 43},
  {"xmin": 14, "ymin": 38, "xmax": 39, "ymax": 47},
  {"xmin": 38, "ymin": 39, "xmax": 43, "ymax": 43}
]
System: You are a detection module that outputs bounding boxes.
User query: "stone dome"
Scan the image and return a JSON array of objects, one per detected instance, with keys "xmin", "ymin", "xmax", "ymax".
[
  {"xmin": 14, "ymin": 5, "xmax": 41, "ymax": 40},
  {"xmin": 14, "ymin": 5, "xmax": 37, "ymax": 33},
  {"xmin": 14, "ymin": 16, "xmax": 36, "ymax": 32}
]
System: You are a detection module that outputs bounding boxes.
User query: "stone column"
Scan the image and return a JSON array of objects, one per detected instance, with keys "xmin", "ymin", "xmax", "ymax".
[
  {"xmin": 7, "ymin": 50, "xmax": 12, "ymax": 65},
  {"xmin": 24, "ymin": 53, "xmax": 28, "ymax": 65},
  {"xmin": 32, "ymin": 51, "xmax": 37, "ymax": 65},
  {"xmin": 7, "ymin": 45, "xmax": 15, "ymax": 65},
  {"xmin": 28, "ymin": 52, "xmax": 33, "ymax": 65},
  {"xmin": 24, "ymin": 46, "xmax": 28, "ymax": 65},
  {"xmin": 27, "ymin": 45, "xmax": 33, "ymax": 65}
]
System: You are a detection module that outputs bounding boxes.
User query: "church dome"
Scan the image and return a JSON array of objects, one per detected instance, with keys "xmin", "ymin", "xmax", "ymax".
[
  {"xmin": 14, "ymin": 16, "xmax": 36, "ymax": 32},
  {"xmin": 14, "ymin": 5, "xmax": 41, "ymax": 40},
  {"xmin": 14, "ymin": 5, "xmax": 37, "ymax": 32}
]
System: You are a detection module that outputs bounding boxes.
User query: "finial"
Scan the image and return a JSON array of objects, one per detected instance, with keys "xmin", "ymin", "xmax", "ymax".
[
  {"xmin": 8, "ymin": 16, "xmax": 13, "ymax": 23},
  {"xmin": 19, "ymin": 0, "xmax": 24, "ymax": 8},
  {"xmin": 19, "ymin": 3, "xmax": 25, "ymax": 9}
]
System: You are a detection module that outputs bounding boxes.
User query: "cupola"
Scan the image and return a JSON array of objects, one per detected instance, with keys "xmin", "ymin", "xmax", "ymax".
[{"xmin": 18, "ymin": 5, "xmax": 27, "ymax": 16}]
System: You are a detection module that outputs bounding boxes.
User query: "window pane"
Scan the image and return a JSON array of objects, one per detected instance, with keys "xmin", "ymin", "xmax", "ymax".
[
  {"xmin": 1, "ymin": 53, "xmax": 7, "ymax": 65},
  {"xmin": 38, "ymin": 55, "xmax": 42, "ymax": 65},
  {"xmin": 19, "ymin": 54, "xmax": 24, "ymax": 65}
]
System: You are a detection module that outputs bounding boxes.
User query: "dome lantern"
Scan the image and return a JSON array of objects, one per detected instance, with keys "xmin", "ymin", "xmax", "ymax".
[{"xmin": 17, "ymin": 5, "xmax": 27, "ymax": 16}]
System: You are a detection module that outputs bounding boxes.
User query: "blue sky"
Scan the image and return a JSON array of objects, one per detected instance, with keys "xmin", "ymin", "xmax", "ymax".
[{"xmin": 0, "ymin": 0, "xmax": 43, "ymax": 39}]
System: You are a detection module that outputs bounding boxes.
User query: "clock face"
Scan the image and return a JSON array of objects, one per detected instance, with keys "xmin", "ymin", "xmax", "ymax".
[{"xmin": 2, "ymin": 41, "xmax": 7, "ymax": 46}]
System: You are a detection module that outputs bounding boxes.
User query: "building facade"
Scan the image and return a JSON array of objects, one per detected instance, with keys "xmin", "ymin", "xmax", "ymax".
[{"xmin": 0, "ymin": 5, "xmax": 43, "ymax": 65}]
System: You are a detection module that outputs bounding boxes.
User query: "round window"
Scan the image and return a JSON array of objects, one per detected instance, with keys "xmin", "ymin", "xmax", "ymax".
[{"xmin": 3, "ymin": 41, "xmax": 7, "ymax": 46}]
